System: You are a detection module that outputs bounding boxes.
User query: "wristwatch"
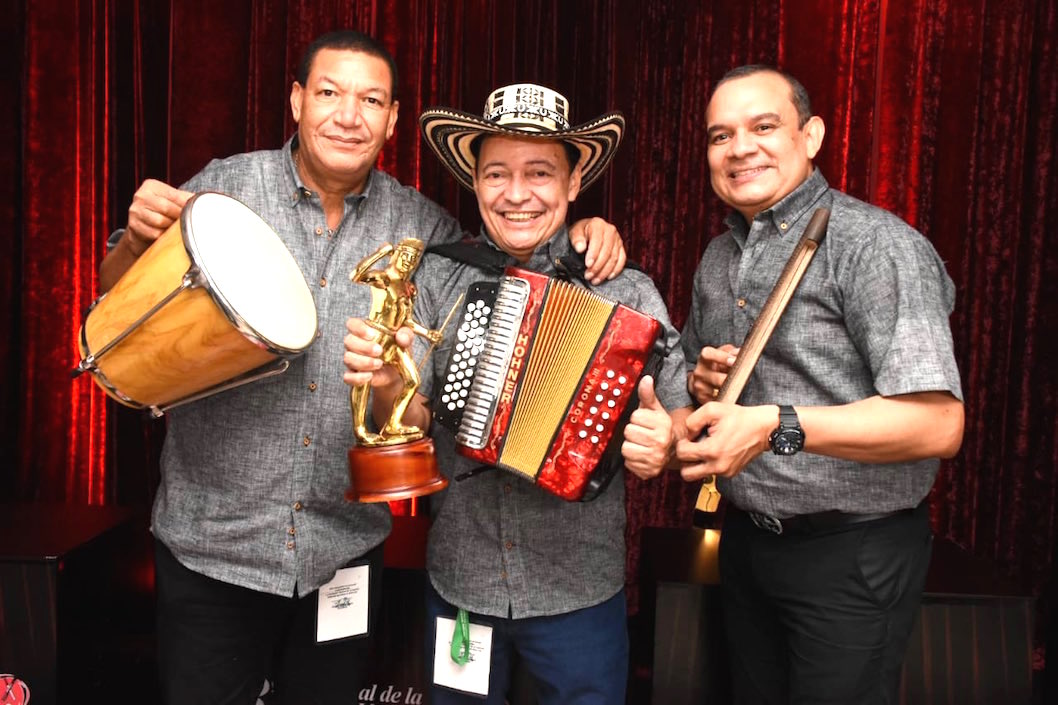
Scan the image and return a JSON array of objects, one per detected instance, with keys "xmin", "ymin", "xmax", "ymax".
[{"xmin": 768, "ymin": 405, "xmax": 805, "ymax": 456}]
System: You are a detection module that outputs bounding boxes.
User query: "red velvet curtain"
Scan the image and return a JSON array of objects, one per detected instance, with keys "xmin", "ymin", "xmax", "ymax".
[{"xmin": 4, "ymin": 0, "xmax": 1057, "ymax": 651}]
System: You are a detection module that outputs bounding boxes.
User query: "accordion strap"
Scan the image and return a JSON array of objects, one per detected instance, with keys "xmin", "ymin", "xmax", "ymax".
[
  {"xmin": 426, "ymin": 239, "xmax": 644, "ymax": 288},
  {"xmin": 426, "ymin": 240, "xmax": 509, "ymax": 274}
]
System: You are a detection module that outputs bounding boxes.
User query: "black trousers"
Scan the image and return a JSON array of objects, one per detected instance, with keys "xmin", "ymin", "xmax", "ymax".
[
  {"xmin": 720, "ymin": 503, "xmax": 931, "ymax": 705},
  {"xmin": 154, "ymin": 539, "xmax": 382, "ymax": 705}
]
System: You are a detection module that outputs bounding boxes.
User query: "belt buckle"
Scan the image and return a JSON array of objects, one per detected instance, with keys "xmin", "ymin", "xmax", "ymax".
[{"xmin": 749, "ymin": 512, "xmax": 783, "ymax": 535}]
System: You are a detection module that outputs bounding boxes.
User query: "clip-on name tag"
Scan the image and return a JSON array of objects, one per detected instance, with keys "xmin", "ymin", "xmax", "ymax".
[{"xmin": 316, "ymin": 564, "xmax": 370, "ymax": 643}]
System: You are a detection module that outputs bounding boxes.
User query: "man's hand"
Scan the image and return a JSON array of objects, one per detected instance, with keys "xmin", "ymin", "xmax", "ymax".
[
  {"xmin": 688, "ymin": 344, "xmax": 739, "ymax": 404},
  {"xmin": 570, "ymin": 217, "xmax": 626, "ymax": 284},
  {"xmin": 342, "ymin": 319, "xmax": 415, "ymax": 388},
  {"xmin": 125, "ymin": 179, "xmax": 194, "ymax": 255},
  {"xmin": 100, "ymin": 179, "xmax": 195, "ymax": 291},
  {"xmin": 621, "ymin": 376, "xmax": 675, "ymax": 480},
  {"xmin": 675, "ymin": 402, "xmax": 777, "ymax": 482}
]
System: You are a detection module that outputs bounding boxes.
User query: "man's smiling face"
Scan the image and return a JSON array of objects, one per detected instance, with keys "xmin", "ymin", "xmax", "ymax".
[
  {"xmin": 705, "ymin": 70, "xmax": 824, "ymax": 221},
  {"xmin": 289, "ymin": 48, "xmax": 399, "ymax": 193},
  {"xmin": 473, "ymin": 135, "xmax": 582, "ymax": 262}
]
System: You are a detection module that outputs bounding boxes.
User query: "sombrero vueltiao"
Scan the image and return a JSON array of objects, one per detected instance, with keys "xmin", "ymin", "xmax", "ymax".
[{"xmin": 419, "ymin": 83, "xmax": 624, "ymax": 191}]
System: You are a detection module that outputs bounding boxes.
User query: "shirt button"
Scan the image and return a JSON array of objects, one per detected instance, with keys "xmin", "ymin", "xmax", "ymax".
[
  {"xmin": 302, "ymin": 436, "xmax": 311, "ymax": 446},
  {"xmin": 286, "ymin": 541, "xmax": 295, "ymax": 550},
  {"xmin": 308, "ymin": 382, "xmax": 317, "ymax": 392},
  {"xmin": 293, "ymin": 501, "xmax": 303, "ymax": 511},
  {"xmin": 737, "ymin": 298, "xmax": 747, "ymax": 308},
  {"xmin": 504, "ymin": 541, "xmax": 514, "ymax": 550},
  {"xmin": 287, "ymin": 526, "xmax": 296, "ymax": 536},
  {"xmin": 504, "ymin": 484, "xmax": 512, "ymax": 494},
  {"xmin": 500, "ymin": 570, "xmax": 508, "ymax": 579},
  {"xmin": 315, "ymin": 226, "xmax": 323, "ymax": 235},
  {"xmin": 780, "ymin": 221, "xmax": 789, "ymax": 230},
  {"xmin": 319, "ymin": 277, "xmax": 327, "ymax": 287}
]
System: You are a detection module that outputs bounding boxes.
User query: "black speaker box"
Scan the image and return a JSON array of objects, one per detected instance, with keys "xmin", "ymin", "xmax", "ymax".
[{"xmin": 0, "ymin": 503, "xmax": 155, "ymax": 705}]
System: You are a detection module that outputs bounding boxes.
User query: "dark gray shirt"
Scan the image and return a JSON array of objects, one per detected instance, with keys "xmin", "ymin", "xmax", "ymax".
[
  {"xmin": 414, "ymin": 229, "xmax": 691, "ymax": 618},
  {"xmin": 681, "ymin": 169, "xmax": 962, "ymax": 518},
  {"xmin": 134, "ymin": 138, "xmax": 460, "ymax": 596}
]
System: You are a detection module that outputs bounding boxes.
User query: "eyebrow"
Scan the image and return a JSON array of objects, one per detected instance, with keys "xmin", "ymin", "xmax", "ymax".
[
  {"xmin": 479, "ymin": 157, "xmax": 559, "ymax": 170},
  {"xmin": 706, "ymin": 112, "xmax": 784, "ymax": 137},
  {"xmin": 314, "ymin": 75, "xmax": 390, "ymax": 100}
]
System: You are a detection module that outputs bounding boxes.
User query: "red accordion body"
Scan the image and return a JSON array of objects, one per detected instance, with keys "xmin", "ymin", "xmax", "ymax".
[{"xmin": 437, "ymin": 267, "xmax": 661, "ymax": 501}]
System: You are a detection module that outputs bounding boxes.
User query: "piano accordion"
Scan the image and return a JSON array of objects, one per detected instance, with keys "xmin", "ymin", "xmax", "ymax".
[{"xmin": 434, "ymin": 267, "xmax": 663, "ymax": 501}]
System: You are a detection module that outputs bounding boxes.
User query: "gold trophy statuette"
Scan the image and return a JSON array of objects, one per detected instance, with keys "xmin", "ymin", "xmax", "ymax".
[{"xmin": 345, "ymin": 238, "xmax": 448, "ymax": 503}]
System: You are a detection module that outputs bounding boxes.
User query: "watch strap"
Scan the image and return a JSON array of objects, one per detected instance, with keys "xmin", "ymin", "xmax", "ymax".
[{"xmin": 778, "ymin": 405, "xmax": 799, "ymax": 429}]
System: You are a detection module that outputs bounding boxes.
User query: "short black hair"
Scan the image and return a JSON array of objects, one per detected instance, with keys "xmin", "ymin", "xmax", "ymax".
[
  {"xmin": 716, "ymin": 64, "xmax": 812, "ymax": 127},
  {"xmin": 470, "ymin": 135, "xmax": 583, "ymax": 176},
  {"xmin": 295, "ymin": 30, "xmax": 399, "ymax": 101}
]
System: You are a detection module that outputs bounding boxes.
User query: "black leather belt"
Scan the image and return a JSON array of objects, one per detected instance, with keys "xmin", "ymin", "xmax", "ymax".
[{"xmin": 746, "ymin": 507, "xmax": 914, "ymax": 536}]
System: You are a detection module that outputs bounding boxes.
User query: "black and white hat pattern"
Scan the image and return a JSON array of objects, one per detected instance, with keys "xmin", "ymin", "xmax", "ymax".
[{"xmin": 419, "ymin": 83, "xmax": 624, "ymax": 191}]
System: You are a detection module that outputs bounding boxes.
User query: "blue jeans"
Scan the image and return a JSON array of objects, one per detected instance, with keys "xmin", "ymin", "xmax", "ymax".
[{"xmin": 425, "ymin": 582, "xmax": 629, "ymax": 704}]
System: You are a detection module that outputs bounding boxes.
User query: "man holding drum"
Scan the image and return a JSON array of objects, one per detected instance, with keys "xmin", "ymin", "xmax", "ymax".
[
  {"xmin": 98, "ymin": 32, "xmax": 625, "ymax": 705},
  {"xmin": 343, "ymin": 84, "xmax": 691, "ymax": 704}
]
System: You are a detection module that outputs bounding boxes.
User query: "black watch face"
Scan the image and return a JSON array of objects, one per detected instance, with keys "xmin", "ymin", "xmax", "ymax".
[{"xmin": 771, "ymin": 428, "xmax": 804, "ymax": 456}]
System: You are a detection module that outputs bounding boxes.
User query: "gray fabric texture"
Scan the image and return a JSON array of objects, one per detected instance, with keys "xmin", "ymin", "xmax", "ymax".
[
  {"xmin": 680, "ymin": 169, "xmax": 962, "ymax": 518},
  {"xmin": 414, "ymin": 228, "xmax": 691, "ymax": 618}
]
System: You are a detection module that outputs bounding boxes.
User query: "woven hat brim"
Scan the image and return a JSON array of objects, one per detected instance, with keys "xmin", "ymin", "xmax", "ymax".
[{"xmin": 419, "ymin": 108, "xmax": 625, "ymax": 192}]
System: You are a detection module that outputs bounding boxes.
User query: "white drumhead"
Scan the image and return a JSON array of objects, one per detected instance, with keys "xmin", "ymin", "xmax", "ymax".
[{"xmin": 183, "ymin": 192, "xmax": 317, "ymax": 352}]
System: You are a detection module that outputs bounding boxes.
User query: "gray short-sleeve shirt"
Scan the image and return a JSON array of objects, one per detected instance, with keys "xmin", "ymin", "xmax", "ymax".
[
  {"xmin": 680, "ymin": 169, "xmax": 962, "ymax": 518},
  {"xmin": 119, "ymin": 138, "xmax": 461, "ymax": 596},
  {"xmin": 413, "ymin": 229, "xmax": 691, "ymax": 618}
]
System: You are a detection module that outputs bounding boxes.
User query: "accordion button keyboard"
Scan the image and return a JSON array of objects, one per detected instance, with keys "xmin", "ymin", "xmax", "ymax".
[
  {"xmin": 455, "ymin": 277, "xmax": 531, "ymax": 449},
  {"xmin": 436, "ymin": 283, "xmax": 502, "ymax": 431}
]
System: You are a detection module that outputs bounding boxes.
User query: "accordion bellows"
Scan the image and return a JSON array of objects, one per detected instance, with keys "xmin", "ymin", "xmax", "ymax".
[{"xmin": 435, "ymin": 267, "xmax": 662, "ymax": 501}]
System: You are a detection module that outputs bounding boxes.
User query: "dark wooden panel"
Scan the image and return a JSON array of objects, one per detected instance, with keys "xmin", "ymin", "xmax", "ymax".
[
  {"xmin": 0, "ymin": 503, "xmax": 155, "ymax": 705},
  {"xmin": 640, "ymin": 527, "xmax": 1034, "ymax": 705}
]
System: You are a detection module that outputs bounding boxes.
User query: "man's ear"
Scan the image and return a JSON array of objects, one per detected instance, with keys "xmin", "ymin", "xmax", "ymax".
[
  {"xmin": 567, "ymin": 165, "xmax": 583, "ymax": 203},
  {"xmin": 804, "ymin": 115, "xmax": 825, "ymax": 159},
  {"xmin": 385, "ymin": 100, "xmax": 400, "ymax": 141},
  {"xmin": 290, "ymin": 82, "xmax": 303, "ymax": 123}
]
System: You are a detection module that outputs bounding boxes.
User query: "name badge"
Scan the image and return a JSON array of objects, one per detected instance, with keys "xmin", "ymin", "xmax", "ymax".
[
  {"xmin": 432, "ymin": 615, "xmax": 493, "ymax": 696},
  {"xmin": 316, "ymin": 564, "xmax": 370, "ymax": 643}
]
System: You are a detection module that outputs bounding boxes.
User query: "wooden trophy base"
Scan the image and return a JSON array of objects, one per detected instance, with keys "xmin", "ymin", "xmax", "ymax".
[{"xmin": 346, "ymin": 437, "xmax": 448, "ymax": 503}]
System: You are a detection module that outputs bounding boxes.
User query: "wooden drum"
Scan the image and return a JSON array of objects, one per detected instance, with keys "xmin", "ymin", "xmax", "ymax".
[{"xmin": 75, "ymin": 192, "xmax": 317, "ymax": 414}]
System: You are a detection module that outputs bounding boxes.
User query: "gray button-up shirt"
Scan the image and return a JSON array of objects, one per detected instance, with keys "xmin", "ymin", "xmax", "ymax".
[
  {"xmin": 131, "ymin": 138, "xmax": 461, "ymax": 596},
  {"xmin": 413, "ymin": 229, "xmax": 691, "ymax": 618},
  {"xmin": 681, "ymin": 169, "xmax": 963, "ymax": 518}
]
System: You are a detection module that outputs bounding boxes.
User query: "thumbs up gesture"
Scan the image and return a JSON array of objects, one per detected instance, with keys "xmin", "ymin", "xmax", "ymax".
[{"xmin": 621, "ymin": 376, "xmax": 675, "ymax": 480}]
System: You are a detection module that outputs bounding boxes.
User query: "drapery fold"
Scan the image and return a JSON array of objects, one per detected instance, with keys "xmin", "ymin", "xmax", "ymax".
[{"xmin": 4, "ymin": 0, "xmax": 1057, "ymax": 653}]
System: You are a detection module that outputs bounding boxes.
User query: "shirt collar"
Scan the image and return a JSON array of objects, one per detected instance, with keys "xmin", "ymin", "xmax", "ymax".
[
  {"xmin": 473, "ymin": 225, "xmax": 572, "ymax": 275},
  {"xmin": 725, "ymin": 168, "xmax": 830, "ymax": 240}
]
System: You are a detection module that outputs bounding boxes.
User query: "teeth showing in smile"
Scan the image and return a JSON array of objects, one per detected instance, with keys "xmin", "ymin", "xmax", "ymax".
[
  {"xmin": 731, "ymin": 166, "xmax": 767, "ymax": 179},
  {"xmin": 503, "ymin": 212, "xmax": 540, "ymax": 222}
]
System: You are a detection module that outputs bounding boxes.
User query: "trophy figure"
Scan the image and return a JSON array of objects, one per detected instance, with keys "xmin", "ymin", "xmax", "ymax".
[{"xmin": 345, "ymin": 238, "xmax": 448, "ymax": 503}]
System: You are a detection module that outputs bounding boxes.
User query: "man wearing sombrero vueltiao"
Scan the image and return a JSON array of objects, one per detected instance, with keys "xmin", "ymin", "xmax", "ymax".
[{"xmin": 343, "ymin": 84, "xmax": 693, "ymax": 703}]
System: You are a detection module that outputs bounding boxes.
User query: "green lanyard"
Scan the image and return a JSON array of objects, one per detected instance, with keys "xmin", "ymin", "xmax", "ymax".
[{"xmin": 450, "ymin": 607, "xmax": 471, "ymax": 665}]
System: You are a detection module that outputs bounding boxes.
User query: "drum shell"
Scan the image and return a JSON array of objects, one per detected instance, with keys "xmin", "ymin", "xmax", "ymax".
[{"xmin": 79, "ymin": 218, "xmax": 277, "ymax": 409}]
